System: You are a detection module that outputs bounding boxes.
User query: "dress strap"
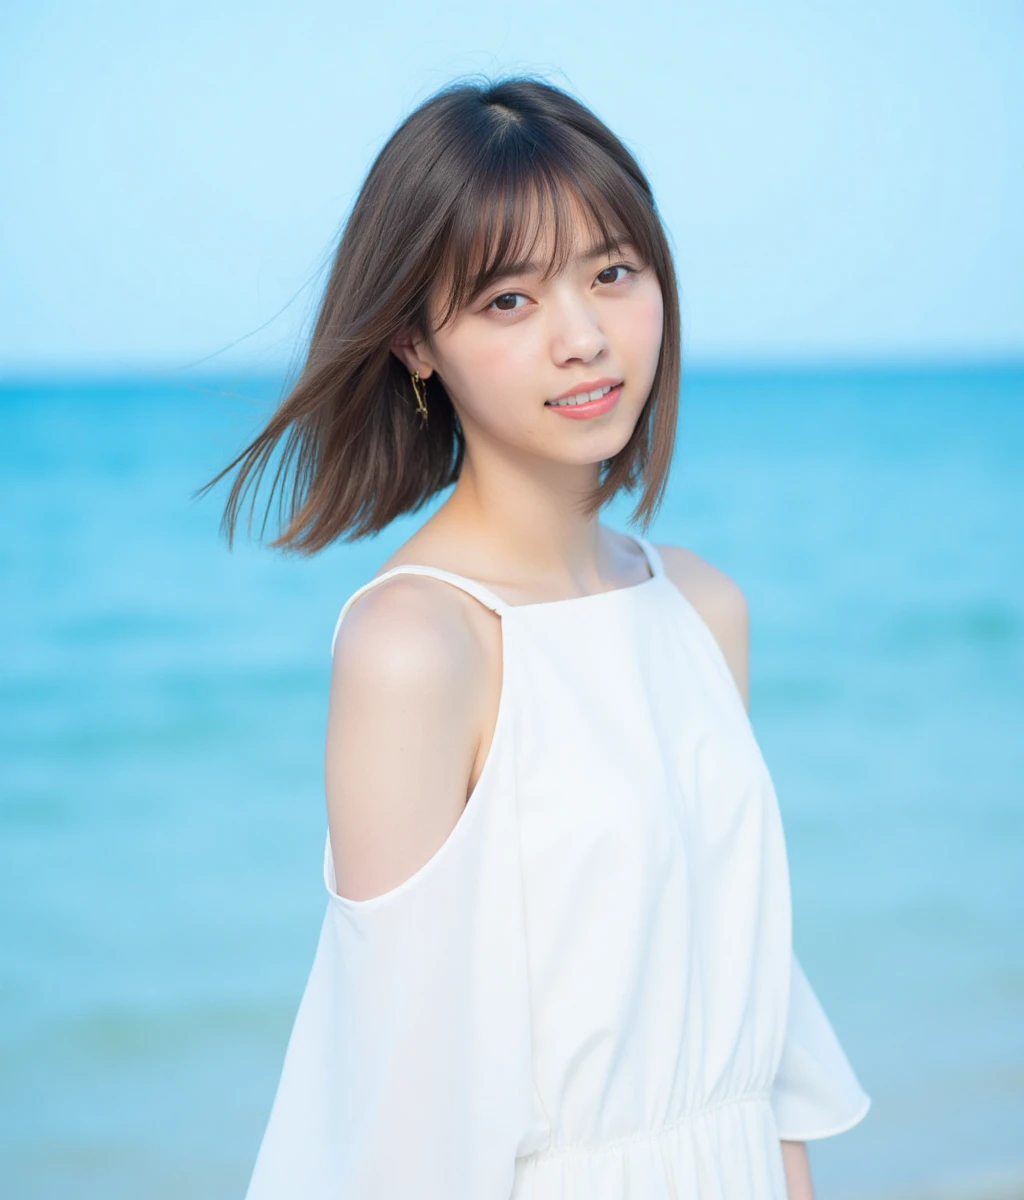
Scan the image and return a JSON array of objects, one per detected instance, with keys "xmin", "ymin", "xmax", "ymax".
[
  {"xmin": 330, "ymin": 564, "xmax": 509, "ymax": 657},
  {"xmin": 632, "ymin": 533, "xmax": 665, "ymax": 579}
]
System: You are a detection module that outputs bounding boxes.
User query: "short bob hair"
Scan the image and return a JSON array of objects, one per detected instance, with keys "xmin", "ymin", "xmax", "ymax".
[{"xmin": 201, "ymin": 76, "xmax": 681, "ymax": 552}]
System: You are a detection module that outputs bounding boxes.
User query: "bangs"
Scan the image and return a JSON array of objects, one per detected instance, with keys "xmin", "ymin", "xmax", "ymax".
[{"xmin": 430, "ymin": 138, "xmax": 664, "ymax": 330}]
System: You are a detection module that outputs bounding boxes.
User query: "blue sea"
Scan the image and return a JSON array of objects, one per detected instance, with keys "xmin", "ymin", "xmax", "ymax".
[{"xmin": 2, "ymin": 365, "xmax": 1022, "ymax": 1200}]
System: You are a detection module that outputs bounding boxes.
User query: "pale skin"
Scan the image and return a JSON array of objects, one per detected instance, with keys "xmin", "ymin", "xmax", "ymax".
[{"xmin": 325, "ymin": 197, "xmax": 813, "ymax": 1198}]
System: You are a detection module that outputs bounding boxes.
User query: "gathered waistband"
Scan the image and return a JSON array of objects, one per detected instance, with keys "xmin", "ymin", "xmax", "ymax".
[{"xmin": 516, "ymin": 1090, "xmax": 774, "ymax": 1162}]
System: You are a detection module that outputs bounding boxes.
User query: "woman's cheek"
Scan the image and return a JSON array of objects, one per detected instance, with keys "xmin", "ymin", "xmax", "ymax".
[
  {"xmin": 436, "ymin": 330, "xmax": 504, "ymax": 405},
  {"xmin": 444, "ymin": 335, "xmax": 534, "ymax": 429},
  {"xmin": 626, "ymin": 285, "xmax": 665, "ymax": 373},
  {"xmin": 478, "ymin": 330, "xmax": 542, "ymax": 398}
]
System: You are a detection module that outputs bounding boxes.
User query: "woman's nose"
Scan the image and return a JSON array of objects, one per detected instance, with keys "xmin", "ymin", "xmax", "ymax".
[{"xmin": 550, "ymin": 293, "xmax": 607, "ymax": 364}]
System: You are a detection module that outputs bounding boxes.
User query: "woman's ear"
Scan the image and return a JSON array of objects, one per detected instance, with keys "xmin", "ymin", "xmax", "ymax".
[{"xmin": 389, "ymin": 331, "xmax": 434, "ymax": 379}]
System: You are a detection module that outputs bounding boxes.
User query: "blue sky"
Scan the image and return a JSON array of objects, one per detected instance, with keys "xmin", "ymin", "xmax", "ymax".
[{"xmin": 1, "ymin": 0, "xmax": 1021, "ymax": 376}]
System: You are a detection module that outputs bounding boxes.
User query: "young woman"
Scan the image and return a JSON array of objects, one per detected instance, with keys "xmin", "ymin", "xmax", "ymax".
[{"xmin": 209, "ymin": 77, "xmax": 870, "ymax": 1199}]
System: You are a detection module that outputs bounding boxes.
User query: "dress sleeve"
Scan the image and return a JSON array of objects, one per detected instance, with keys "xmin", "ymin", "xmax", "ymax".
[
  {"xmin": 243, "ymin": 764, "xmax": 543, "ymax": 1199},
  {"xmin": 770, "ymin": 950, "xmax": 872, "ymax": 1142}
]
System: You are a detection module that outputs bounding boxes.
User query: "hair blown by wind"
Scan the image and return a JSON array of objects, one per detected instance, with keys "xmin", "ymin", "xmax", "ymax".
[{"xmin": 196, "ymin": 76, "xmax": 682, "ymax": 553}]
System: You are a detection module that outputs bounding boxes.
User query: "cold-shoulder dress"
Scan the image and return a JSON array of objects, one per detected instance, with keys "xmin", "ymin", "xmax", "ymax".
[{"xmin": 244, "ymin": 533, "xmax": 870, "ymax": 1199}]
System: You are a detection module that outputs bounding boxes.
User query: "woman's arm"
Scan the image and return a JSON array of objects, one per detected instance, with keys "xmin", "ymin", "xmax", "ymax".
[
  {"xmin": 657, "ymin": 544, "xmax": 815, "ymax": 1200},
  {"xmin": 325, "ymin": 572, "xmax": 491, "ymax": 901},
  {"xmin": 781, "ymin": 1140, "xmax": 814, "ymax": 1200},
  {"xmin": 250, "ymin": 572, "xmax": 538, "ymax": 1199}
]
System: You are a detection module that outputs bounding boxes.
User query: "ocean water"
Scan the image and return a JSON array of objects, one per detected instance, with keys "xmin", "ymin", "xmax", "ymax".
[{"xmin": 1, "ymin": 365, "xmax": 1021, "ymax": 1200}]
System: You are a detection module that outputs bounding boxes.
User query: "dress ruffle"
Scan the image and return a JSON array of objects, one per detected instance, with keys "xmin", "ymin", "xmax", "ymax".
[{"xmin": 770, "ymin": 952, "xmax": 871, "ymax": 1141}]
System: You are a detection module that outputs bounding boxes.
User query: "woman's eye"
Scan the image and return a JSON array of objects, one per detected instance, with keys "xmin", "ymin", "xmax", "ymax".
[
  {"xmin": 596, "ymin": 264, "xmax": 633, "ymax": 285},
  {"xmin": 488, "ymin": 292, "xmax": 526, "ymax": 312}
]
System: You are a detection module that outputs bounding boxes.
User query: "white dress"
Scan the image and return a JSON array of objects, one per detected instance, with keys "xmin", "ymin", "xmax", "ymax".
[{"xmin": 244, "ymin": 533, "xmax": 870, "ymax": 1199}]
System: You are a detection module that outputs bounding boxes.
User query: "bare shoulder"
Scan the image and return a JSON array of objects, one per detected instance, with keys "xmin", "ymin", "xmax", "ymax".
[
  {"xmin": 331, "ymin": 571, "xmax": 481, "ymax": 692},
  {"xmin": 653, "ymin": 542, "xmax": 751, "ymax": 708},
  {"xmin": 326, "ymin": 573, "xmax": 497, "ymax": 902},
  {"xmin": 653, "ymin": 543, "xmax": 749, "ymax": 624}
]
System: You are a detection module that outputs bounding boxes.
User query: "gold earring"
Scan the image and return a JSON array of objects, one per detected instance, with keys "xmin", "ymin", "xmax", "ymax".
[{"xmin": 410, "ymin": 371, "xmax": 429, "ymax": 426}]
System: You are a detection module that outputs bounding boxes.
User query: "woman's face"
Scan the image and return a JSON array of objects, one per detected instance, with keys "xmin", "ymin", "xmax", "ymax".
[{"xmin": 415, "ymin": 201, "xmax": 665, "ymax": 469}]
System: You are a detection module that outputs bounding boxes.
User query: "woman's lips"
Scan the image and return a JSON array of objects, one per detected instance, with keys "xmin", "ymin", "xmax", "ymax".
[{"xmin": 544, "ymin": 383, "xmax": 623, "ymax": 419}]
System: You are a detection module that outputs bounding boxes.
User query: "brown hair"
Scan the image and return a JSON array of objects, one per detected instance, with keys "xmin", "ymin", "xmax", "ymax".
[{"xmin": 197, "ymin": 76, "xmax": 682, "ymax": 552}]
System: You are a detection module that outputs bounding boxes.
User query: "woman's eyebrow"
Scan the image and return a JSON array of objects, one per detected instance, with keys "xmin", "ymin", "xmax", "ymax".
[{"xmin": 486, "ymin": 234, "xmax": 637, "ymax": 284}]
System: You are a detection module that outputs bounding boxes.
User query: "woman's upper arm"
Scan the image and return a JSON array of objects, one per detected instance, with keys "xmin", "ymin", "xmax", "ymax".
[
  {"xmin": 657, "ymin": 544, "xmax": 751, "ymax": 707},
  {"xmin": 246, "ymin": 577, "xmax": 540, "ymax": 1197},
  {"xmin": 324, "ymin": 575, "xmax": 485, "ymax": 902}
]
